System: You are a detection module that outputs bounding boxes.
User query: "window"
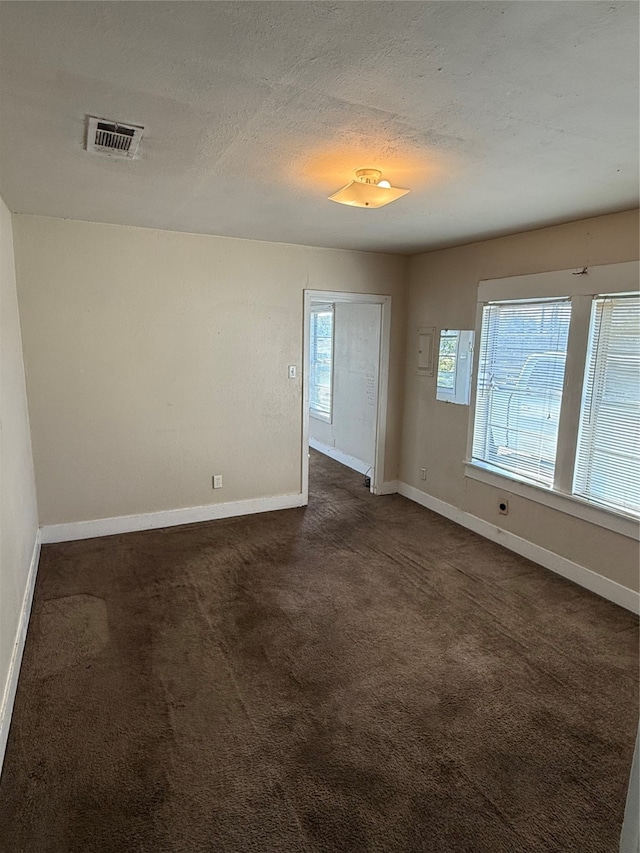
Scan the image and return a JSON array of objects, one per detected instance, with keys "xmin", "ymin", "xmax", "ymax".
[
  {"xmin": 472, "ymin": 300, "xmax": 572, "ymax": 486},
  {"xmin": 309, "ymin": 304, "xmax": 334, "ymax": 421},
  {"xmin": 437, "ymin": 331, "xmax": 459, "ymax": 389},
  {"xmin": 574, "ymin": 295, "xmax": 640, "ymax": 515},
  {"xmin": 436, "ymin": 330, "xmax": 475, "ymax": 405},
  {"xmin": 468, "ymin": 269, "xmax": 640, "ymax": 525}
]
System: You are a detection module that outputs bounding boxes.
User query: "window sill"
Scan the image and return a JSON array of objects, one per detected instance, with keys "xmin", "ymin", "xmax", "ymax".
[{"xmin": 464, "ymin": 460, "xmax": 639, "ymax": 541}]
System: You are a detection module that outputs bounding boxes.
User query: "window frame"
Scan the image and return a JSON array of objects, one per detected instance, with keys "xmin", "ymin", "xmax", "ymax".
[
  {"xmin": 465, "ymin": 261, "xmax": 640, "ymax": 541},
  {"xmin": 309, "ymin": 303, "xmax": 335, "ymax": 423},
  {"xmin": 437, "ymin": 329, "xmax": 460, "ymax": 392},
  {"xmin": 436, "ymin": 329, "xmax": 475, "ymax": 405}
]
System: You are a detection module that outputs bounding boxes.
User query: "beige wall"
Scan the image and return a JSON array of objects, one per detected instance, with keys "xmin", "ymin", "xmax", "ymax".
[
  {"xmin": 9, "ymin": 209, "xmax": 640, "ymax": 592},
  {"xmin": 0, "ymin": 196, "xmax": 38, "ymax": 759},
  {"xmin": 13, "ymin": 215, "xmax": 407, "ymax": 526},
  {"xmin": 400, "ymin": 209, "xmax": 640, "ymax": 592}
]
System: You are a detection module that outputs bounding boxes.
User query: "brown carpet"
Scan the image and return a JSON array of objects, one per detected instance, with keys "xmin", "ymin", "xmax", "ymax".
[{"xmin": 1, "ymin": 450, "xmax": 638, "ymax": 853}]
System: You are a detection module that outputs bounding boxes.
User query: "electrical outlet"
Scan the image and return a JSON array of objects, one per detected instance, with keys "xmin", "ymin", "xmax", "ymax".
[
  {"xmin": 498, "ymin": 499, "xmax": 509, "ymax": 515},
  {"xmin": 420, "ymin": 467, "xmax": 427, "ymax": 481},
  {"xmin": 288, "ymin": 365, "xmax": 296, "ymax": 379},
  {"xmin": 213, "ymin": 474, "xmax": 223, "ymax": 489}
]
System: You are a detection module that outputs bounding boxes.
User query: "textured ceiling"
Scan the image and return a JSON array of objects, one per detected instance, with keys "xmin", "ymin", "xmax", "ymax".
[{"xmin": 0, "ymin": 1, "xmax": 637, "ymax": 254}]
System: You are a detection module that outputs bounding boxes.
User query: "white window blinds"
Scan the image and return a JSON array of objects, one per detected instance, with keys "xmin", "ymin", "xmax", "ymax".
[
  {"xmin": 309, "ymin": 305, "xmax": 334, "ymax": 419},
  {"xmin": 573, "ymin": 295, "xmax": 640, "ymax": 517},
  {"xmin": 472, "ymin": 299, "xmax": 572, "ymax": 486}
]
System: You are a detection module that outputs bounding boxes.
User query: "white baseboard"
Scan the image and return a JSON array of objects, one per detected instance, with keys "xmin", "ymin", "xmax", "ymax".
[
  {"xmin": 0, "ymin": 529, "xmax": 41, "ymax": 774},
  {"xmin": 41, "ymin": 492, "xmax": 305, "ymax": 544},
  {"xmin": 309, "ymin": 438, "xmax": 371, "ymax": 476},
  {"xmin": 397, "ymin": 482, "xmax": 639, "ymax": 614},
  {"xmin": 376, "ymin": 480, "xmax": 399, "ymax": 496}
]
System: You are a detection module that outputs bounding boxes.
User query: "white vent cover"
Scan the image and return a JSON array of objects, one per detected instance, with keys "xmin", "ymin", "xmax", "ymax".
[{"xmin": 86, "ymin": 116, "xmax": 144, "ymax": 159}]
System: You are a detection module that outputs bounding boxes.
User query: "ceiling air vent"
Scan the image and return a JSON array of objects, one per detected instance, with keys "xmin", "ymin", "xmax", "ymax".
[{"xmin": 86, "ymin": 116, "xmax": 144, "ymax": 159}]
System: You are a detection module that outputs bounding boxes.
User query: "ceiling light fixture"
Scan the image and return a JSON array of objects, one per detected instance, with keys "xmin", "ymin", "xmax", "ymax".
[{"xmin": 328, "ymin": 169, "xmax": 409, "ymax": 208}]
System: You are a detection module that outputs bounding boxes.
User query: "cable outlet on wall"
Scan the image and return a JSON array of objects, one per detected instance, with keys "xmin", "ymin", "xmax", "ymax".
[
  {"xmin": 213, "ymin": 474, "xmax": 223, "ymax": 489},
  {"xmin": 498, "ymin": 499, "xmax": 509, "ymax": 515},
  {"xmin": 420, "ymin": 467, "xmax": 427, "ymax": 481}
]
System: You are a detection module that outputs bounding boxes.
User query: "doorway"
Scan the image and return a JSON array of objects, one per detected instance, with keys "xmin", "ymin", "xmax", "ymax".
[{"xmin": 302, "ymin": 291, "xmax": 391, "ymax": 504}]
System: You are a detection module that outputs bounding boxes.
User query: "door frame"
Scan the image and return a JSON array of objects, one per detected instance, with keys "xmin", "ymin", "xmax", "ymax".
[{"xmin": 302, "ymin": 290, "xmax": 392, "ymax": 503}]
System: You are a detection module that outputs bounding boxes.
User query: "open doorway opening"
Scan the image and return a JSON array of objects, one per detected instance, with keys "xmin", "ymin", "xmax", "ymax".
[{"xmin": 302, "ymin": 291, "xmax": 391, "ymax": 504}]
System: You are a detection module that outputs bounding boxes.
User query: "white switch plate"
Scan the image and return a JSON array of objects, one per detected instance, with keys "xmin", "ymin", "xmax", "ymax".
[
  {"xmin": 288, "ymin": 365, "xmax": 296, "ymax": 379},
  {"xmin": 213, "ymin": 475, "xmax": 223, "ymax": 489}
]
